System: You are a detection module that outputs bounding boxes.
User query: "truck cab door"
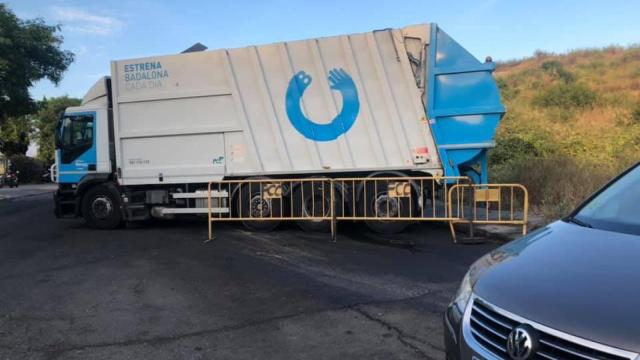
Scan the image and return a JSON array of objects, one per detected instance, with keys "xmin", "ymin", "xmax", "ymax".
[{"xmin": 56, "ymin": 111, "xmax": 98, "ymax": 184}]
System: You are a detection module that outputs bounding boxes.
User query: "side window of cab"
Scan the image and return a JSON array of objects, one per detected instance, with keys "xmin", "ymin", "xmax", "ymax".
[{"xmin": 59, "ymin": 114, "xmax": 95, "ymax": 163}]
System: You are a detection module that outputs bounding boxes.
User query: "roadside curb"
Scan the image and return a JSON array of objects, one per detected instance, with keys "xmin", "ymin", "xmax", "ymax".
[
  {"xmin": 452, "ymin": 215, "xmax": 546, "ymax": 243},
  {"xmin": 0, "ymin": 192, "xmax": 53, "ymax": 201},
  {"xmin": 0, "ymin": 185, "xmax": 56, "ymax": 202}
]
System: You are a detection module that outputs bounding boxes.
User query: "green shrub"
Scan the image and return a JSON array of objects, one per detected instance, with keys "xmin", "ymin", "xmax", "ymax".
[
  {"xmin": 541, "ymin": 60, "xmax": 574, "ymax": 83},
  {"xmin": 8, "ymin": 154, "xmax": 44, "ymax": 183},
  {"xmin": 496, "ymin": 78, "xmax": 520, "ymax": 101},
  {"xmin": 580, "ymin": 60, "xmax": 605, "ymax": 71},
  {"xmin": 533, "ymin": 83, "xmax": 597, "ymax": 109},
  {"xmin": 533, "ymin": 50, "xmax": 552, "ymax": 58},
  {"xmin": 632, "ymin": 104, "xmax": 640, "ymax": 123},
  {"xmin": 489, "ymin": 137, "xmax": 541, "ymax": 166}
]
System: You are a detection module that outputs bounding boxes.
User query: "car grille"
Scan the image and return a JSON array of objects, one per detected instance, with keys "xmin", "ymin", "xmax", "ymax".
[{"xmin": 469, "ymin": 299, "xmax": 634, "ymax": 360}]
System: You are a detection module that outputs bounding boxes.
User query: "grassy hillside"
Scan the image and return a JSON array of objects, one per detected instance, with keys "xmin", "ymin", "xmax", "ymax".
[{"xmin": 490, "ymin": 45, "xmax": 640, "ymax": 219}]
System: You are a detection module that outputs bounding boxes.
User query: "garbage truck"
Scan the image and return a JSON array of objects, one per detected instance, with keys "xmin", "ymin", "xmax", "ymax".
[{"xmin": 53, "ymin": 23, "xmax": 505, "ymax": 233}]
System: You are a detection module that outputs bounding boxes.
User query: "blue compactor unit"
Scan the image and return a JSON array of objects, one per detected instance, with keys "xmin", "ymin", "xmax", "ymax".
[{"xmin": 426, "ymin": 24, "xmax": 504, "ymax": 184}]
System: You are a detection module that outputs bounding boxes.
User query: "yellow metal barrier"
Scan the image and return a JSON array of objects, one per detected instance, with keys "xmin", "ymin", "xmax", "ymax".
[
  {"xmin": 447, "ymin": 184, "xmax": 529, "ymax": 242},
  {"xmin": 331, "ymin": 176, "xmax": 471, "ymax": 221},
  {"xmin": 207, "ymin": 178, "xmax": 336, "ymax": 240},
  {"xmin": 206, "ymin": 177, "xmax": 529, "ymax": 242}
]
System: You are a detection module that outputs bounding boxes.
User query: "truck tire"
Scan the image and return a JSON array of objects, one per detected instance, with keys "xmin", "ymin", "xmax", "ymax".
[
  {"xmin": 237, "ymin": 182, "xmax": 281, "ymax": 232},
  {"xmin": 293, "ymin": 180, "xmax": 341, "ymax": 232},
  {"xmin": 360, "ymin": 180, "xmax": 412, "ymax": 234},
  {"xmin": 81, "ymin": 184, "xmax": 123, "ymax": 229}
]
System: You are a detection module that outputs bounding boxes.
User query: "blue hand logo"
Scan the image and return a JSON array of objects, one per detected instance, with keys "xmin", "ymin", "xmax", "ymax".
[{"xmin": 285, "ymin": 68, "xmax": 360, "ymax": 141}]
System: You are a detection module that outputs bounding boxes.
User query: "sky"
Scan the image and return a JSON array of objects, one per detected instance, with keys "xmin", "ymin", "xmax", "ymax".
[{"xmin": 6, "ymin": 0, "xmax": 640, "ymax": 101}]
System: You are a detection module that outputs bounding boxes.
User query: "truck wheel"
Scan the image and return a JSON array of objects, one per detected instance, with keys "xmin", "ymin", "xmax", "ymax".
[
  {"xmin": 81, "ymin": 185, "xmax": 123, "ymax": 229},
  {"xmin": 293, "ymin": 180, "xmax": 341, "ymax": 232},
  {"xmin": 360, "ymin": 180, "xmax": 412, "ymax": 234},
  {"xmin": 237, "ymin": 182, "xmax": 281, "ymax": 232}
]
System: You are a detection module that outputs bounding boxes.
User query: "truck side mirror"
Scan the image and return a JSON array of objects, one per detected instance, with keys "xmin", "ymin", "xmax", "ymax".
[{"xmin": 55, "ymin": 115, "xmax": 63, "ymax": 148}]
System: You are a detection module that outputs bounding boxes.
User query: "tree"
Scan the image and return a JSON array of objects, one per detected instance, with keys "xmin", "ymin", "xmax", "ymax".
[
  {"xmin": 33, "ymin": 96, "xmax": 81, "ymax": 163},
  {"xmin": 8, "ymin": 154, "xmax": 44, "ymax": 183},
  {"xmin": 0, "ymin": 115, "xmax": 32, "ymax": 156},
  {"xmin": 0, "ymin": 4, "xmax": 74, "ymax": 123}
]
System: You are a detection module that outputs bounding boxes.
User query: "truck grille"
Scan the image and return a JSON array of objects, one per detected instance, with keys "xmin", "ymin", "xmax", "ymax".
[{"xmin": 468, "ymin": 299, "xmax": 635, "ymax": 360}]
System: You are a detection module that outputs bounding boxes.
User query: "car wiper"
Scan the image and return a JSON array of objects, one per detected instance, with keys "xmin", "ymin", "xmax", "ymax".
[{"xmin": 564, "ymin": 216, "xmax": 593, "ymax": 228}]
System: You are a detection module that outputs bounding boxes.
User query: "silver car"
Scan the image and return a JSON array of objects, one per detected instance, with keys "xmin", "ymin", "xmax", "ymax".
[{"xmin": 445, "ymin": 162, "xmax": 640, "ymax": 360}]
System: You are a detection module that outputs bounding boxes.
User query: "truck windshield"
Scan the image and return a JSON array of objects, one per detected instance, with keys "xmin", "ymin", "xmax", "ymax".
[
  {"xmin": 572, "ymin": 163, "xmax": 640, "ymax": 236},
  {"xmin": 57, "ymin": 114, "xmax": 94, "ymax": 163}
]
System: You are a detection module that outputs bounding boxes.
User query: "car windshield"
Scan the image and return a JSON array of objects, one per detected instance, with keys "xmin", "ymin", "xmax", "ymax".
[{"xmin": 573, "ymin": 164, "xmax": 640, "ymax": 236}]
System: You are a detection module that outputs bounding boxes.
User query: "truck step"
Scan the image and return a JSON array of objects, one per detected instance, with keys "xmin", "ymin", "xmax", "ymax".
[
  {"xmin": 56, "ymin": 198, "xmax": 79, "ymax": 218},
  {"xmin": 172, "ymin": 190, "xmax": 229, "ymax": 199},
  {"xmin": 124, "ymin": 204, "xmax": 150, "ymax": 221},
  {"xmin": 152, "ymin": 207, "xmax": 230, "ymax": 215}
]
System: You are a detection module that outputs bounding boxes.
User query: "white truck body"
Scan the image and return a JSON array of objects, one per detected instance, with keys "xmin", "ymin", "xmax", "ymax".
[{"xmin": 108, "ymin": 24, "xmax": 441, "ymax": 185}]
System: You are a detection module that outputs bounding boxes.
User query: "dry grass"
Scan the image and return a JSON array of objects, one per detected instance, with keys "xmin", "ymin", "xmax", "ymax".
[
  {"xmin": 492, "ymin": 156, "xmax": 633, "ymax": 220},
  {"xmin": 491, "ymin": 45, "xmax": 640, "ymax": 220}
]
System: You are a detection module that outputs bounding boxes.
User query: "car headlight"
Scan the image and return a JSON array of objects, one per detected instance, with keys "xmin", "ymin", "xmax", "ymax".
[
  {"xmin": 452, "ymin": 268, "xmax": 473, "ymax": 313},
  {"xmin": 451, "ymin": 253, "xmax": 497, "ymax": 313}
]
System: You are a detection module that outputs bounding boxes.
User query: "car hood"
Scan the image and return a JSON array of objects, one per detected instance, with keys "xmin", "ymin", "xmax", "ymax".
[{"xmin": 473, "ymin": 220, "xmax": 640, "ymax": 353}]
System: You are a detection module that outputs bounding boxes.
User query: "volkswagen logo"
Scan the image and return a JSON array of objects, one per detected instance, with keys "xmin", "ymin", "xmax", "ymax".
[{"xmin": 506, "ymin": 324, "xmax": 539, "ymax": 360}]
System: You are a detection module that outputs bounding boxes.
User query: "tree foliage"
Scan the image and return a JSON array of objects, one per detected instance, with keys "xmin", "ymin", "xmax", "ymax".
[
  {"xmin": 0, "ymin": 4, "xmax": 74, "ymax": 122},
  {"xmin": 34, "ymin": 96, "xmax": 81, "ymax": 163},
  {"xmin": 8, "ymin": 154, "xmax": 44, "ymax": 183},
  {"xmin": 0, "ymin": 115, "xmax": 31, "ymax": 156}
]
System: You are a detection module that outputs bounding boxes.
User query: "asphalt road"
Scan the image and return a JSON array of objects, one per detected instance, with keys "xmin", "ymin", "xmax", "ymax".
[{"xmin": 0, "ymin": 188, "xmax": 498, "ymax": 360}]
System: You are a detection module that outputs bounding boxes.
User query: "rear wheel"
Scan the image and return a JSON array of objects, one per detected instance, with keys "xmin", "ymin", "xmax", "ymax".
[
  {"xmin": 293, "ymin": 180, "xmax": 341, "ymax": 232},
  {"xmin": 237, "ymin": 181, "xmax": 282, "ymax": 232},
  {"xmin": 360, "ymin": 180, "xmax": 412, "ymax": 234},
  {"xmin": 81, "ymin": 184, "xmax": 123, "ymax": 229}
]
